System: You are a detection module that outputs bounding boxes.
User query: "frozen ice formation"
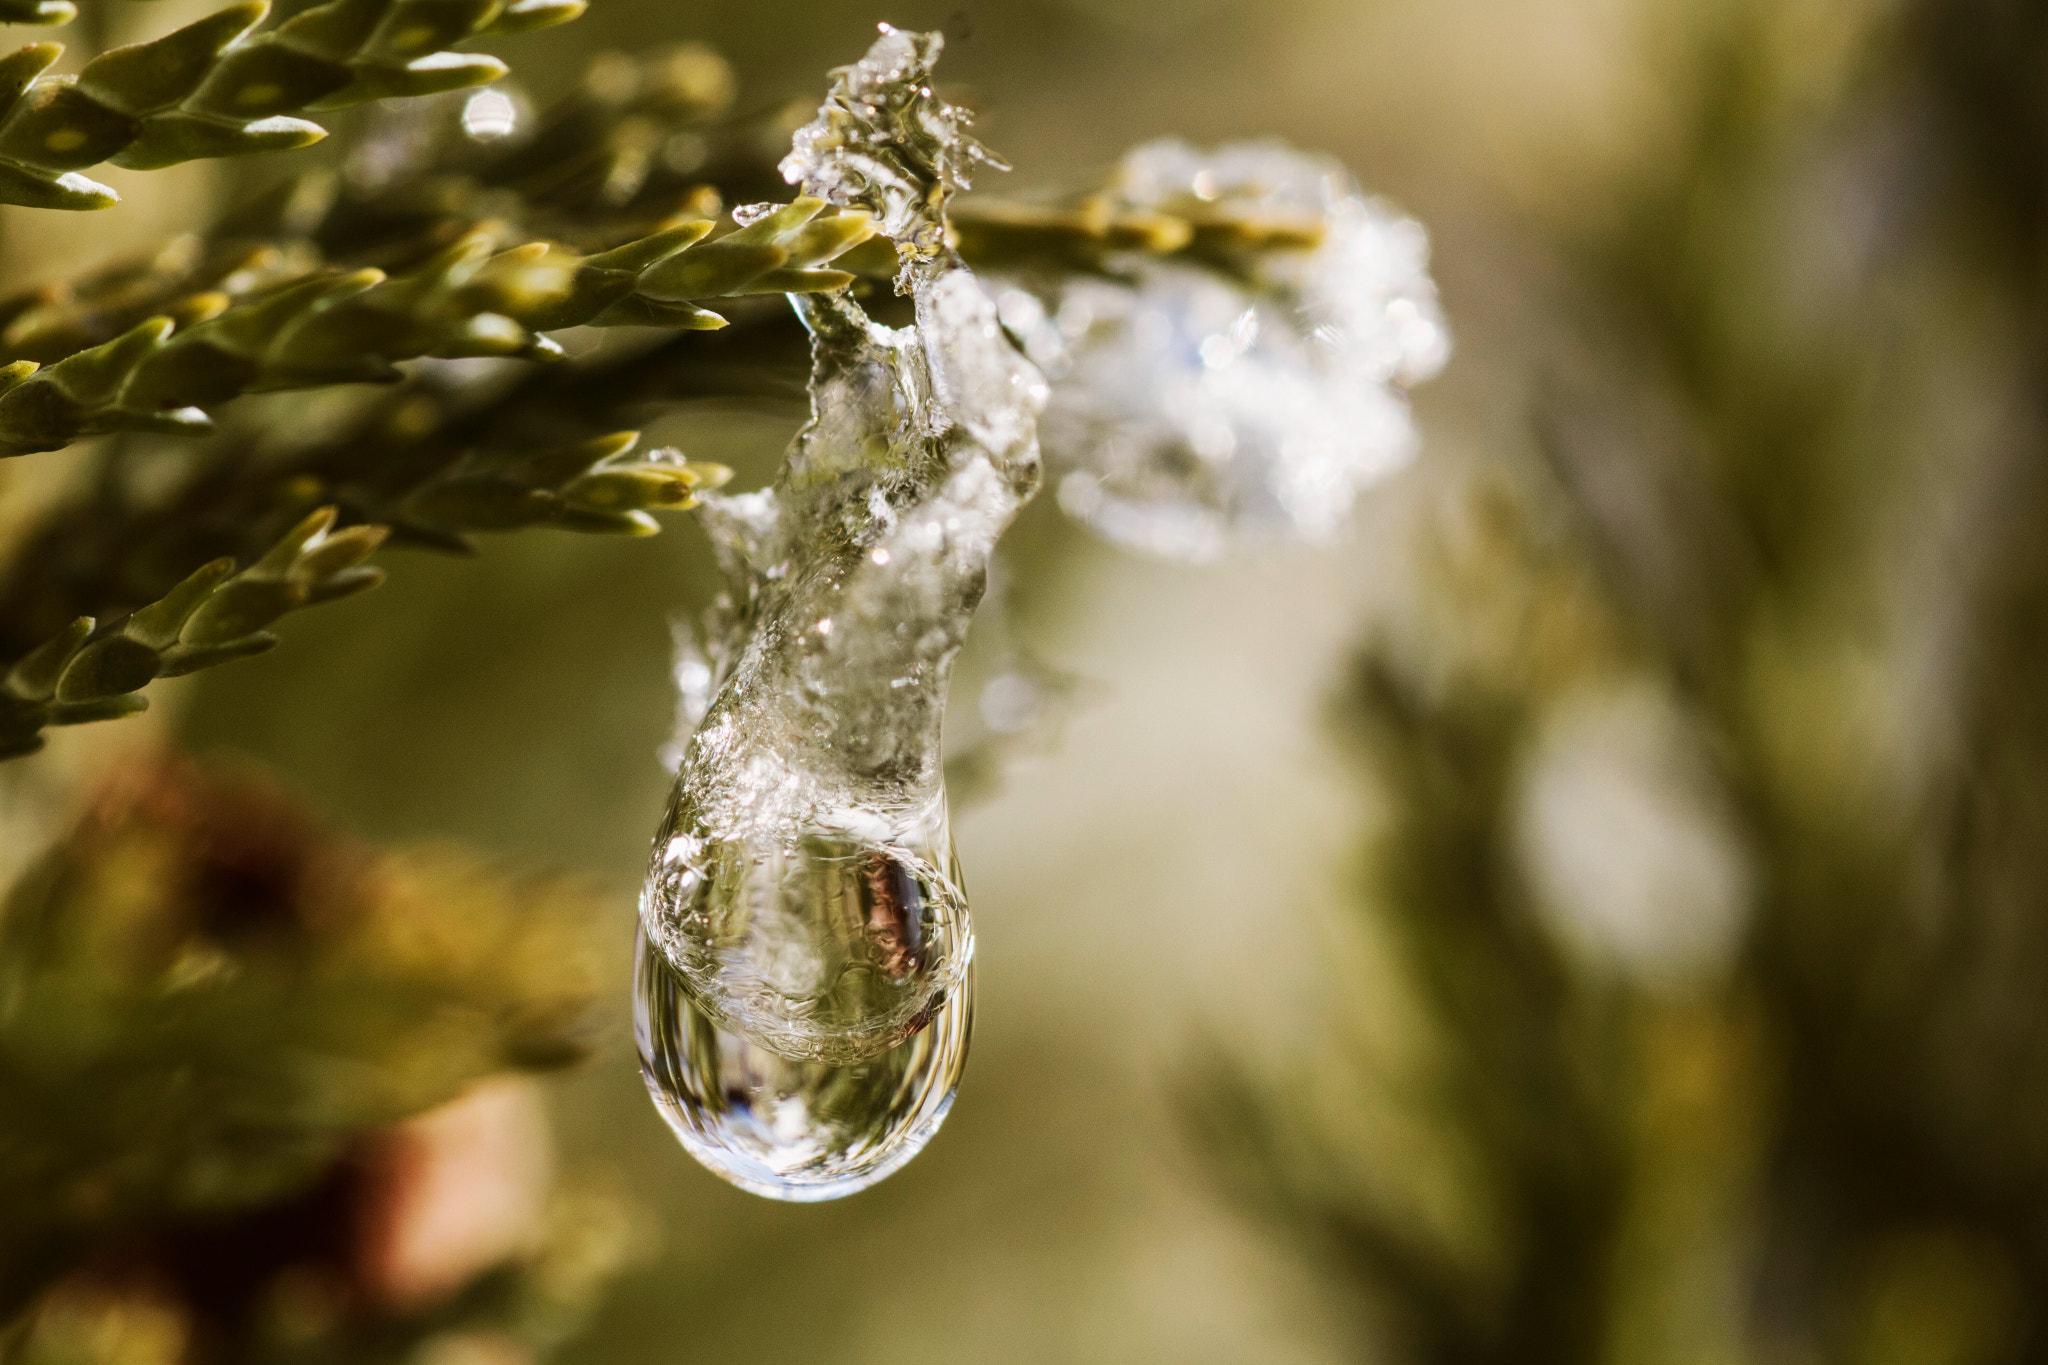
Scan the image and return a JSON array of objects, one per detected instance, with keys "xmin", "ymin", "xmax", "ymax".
[
  {"xmin": 641, "ymin": 269, "xmax": 1040, "ymax": 1067},
  {"xmin": 781, "ymin": 24, "xmax": 1008, "ymax": 282},
  {"xmin": 637, "ymin": 26, "xmax": 1451, "ymax": 1203},
  {"xmin": 992, "ymin": 139, "xmax": 1451, "ymax": 561},
  {"xmin": 640, "ymin": 25, "xmax": 1042, "ymax": 1087},
  {"xmin": 636, "ymin": 924, "xmax": 972, "ymax": 1201}
]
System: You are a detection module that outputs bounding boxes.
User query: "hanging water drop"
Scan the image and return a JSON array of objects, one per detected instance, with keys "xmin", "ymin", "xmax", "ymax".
[
  {"xmin": 637, "ymin": 21, "xmax": 1038, "ymax": 1193},
  {"xmin": 643, "ymin": 790, "xmax": 971, "ymax": 1064},
  {"xmin": 635, "ymin": 924, "xmax": 972, "ymax": 1202},
  {"xmin": 640, "ymin": 255, "xmax": 1039, "ymax": 1067}
]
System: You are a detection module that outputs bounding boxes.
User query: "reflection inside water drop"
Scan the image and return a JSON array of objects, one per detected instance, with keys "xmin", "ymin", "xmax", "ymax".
[
  {"xmin": 641, "ymin": 798, "xmax": 970, "ymax": 1065},
  {"xmin": 635, "ymin": 925, "xmax": 972, "ymax": 1202}
]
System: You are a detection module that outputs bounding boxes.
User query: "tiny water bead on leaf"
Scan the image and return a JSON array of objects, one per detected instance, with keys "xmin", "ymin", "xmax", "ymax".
[{"xmin": 635, "ymin": 925, "xmax": 972, "ymax": 1202}]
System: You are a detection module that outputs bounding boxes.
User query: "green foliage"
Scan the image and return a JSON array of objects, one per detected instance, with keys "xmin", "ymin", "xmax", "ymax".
[
  {"xmin": 0, "ymin": 1, "xmax": 73, "ymax": 29},
  {"xmin": 1204, "ymin": 1, "xmax": 2048, "ymax": 1361},
  {"xmin": 398, "ymin": 428, "xmax": 730, "ymax": 540},
  {"xmin": 0, "ymin": 196, "xmax": 872, "ymax": 457},
  {"xmin": 0, "ymin": 33, "xmax": 895, "ymax": 757},
  {"xmin": 283, "ymin": 42, "xmax": 752, "ymax": 248},
  {"xmin": 0, "ymin": 756, "xmax": 612, "ymax": 1329},
  {"xmin": 0, "ymin": 0, "xmax": 584, "ymax": 211},
  {"xmin": 951, "ymin": 192, "xmax": 1322, "ymax": 273},
  {"xmin": 0, "ymin": 506, "xmax": 377, "ymax": 758},
  {"xmin": 0, "ymin": 426, "xmax": 728, "ymax": 757},
  {"xmin": 0, "ymin": 67, "xmax": 868, "ymax": 752}
]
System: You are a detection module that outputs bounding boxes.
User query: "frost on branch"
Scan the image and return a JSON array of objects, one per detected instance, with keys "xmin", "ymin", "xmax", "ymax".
[
  {"xmin": 992, "ymin": 139, "xmax": 1451, "ymax": 561},
  {"xmin": 780, "ymin": 24, "xmax": 1008, "ymax": 281},
  {"xmin": 640, "ymin": 27, "xmax": 1042, "ymax": 1080}
]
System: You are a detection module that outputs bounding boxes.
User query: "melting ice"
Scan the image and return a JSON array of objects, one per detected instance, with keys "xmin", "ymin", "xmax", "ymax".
[
  {"xmin": 993, "ymin": 139, "xmax": 1451, "ymax": 562},
  {"xmin": 641, "ymin": 19, "xmax": 1038, "ymax": 1126},
  {"xmin": 636, "ymin": 924, "xmax": 971, "ymax": 1201},
  {"xmin": 636, "ymin": 26, "xmax": 1451, "ymax": 1202}
]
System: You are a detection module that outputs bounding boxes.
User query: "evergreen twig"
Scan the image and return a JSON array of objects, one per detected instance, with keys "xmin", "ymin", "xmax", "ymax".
[
  {"xmin": 0, "ymin": 420, "xmax": 731, "ymax": 758},
  {"xmin": 0, "ymin": 0, "xmax": 583, "ymax": 211},
  {"xmin": 0, "ymin": 195, "xmax": 874, "ymax": 456}
]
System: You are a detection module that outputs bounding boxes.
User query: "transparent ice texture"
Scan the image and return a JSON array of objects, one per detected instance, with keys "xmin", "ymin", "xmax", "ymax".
[
  {"xmin": 635, "ymin": 924, "xmax": 972, "ymax": 1202},
  {"xmin": 994, "ymin": 139, "xmax": 1451, "ymax": 562},
  {"xmin": 641, "ymin": 24, "xmax": 1044, "ymax": 1069},
  {"xmin": 779, "ymin": 24, "xmax": 1008, "ymax": 278},
  {"xmin": 656, "ymin": 618, "xmax": 717, "ymax": 775}
]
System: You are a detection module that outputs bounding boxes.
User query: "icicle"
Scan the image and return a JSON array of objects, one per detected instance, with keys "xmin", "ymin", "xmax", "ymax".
[
  {"xmin": 640, "ymin": 21, "xmax": 1040, "ymax": 1157},
  {"xmin": 993, "ymin": 139, "xmax": 1450, "ymax": 561}
]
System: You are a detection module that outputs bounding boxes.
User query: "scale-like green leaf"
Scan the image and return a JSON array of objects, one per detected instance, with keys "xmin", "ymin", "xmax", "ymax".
[{"xmin": 0, "ymin": 0, "xmax": 585, "ymax": 210}]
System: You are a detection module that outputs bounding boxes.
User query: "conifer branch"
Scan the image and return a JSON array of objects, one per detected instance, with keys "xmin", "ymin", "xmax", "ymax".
[
  {"xmin": 0, "ymin": 306, "xmax": 801, "ymax": 659},
  {"xmin": 0, "ymin": 196, "xmax": 874, "ymax": 457},
  {"xmin": 0, "ymin": 39, "xmax": 870, "ymax": 760},
  {"xmin": 0, "ymin": 423, "xmax": 730, "ymax": 757},
  {"xmin": 0, "ymin": 0, "xmax": 584, "ymax": 211},
  {"xmin": 0, "ymin": 757, "xmax": 611, "ymax": 1319},
  {"xmin": 0, "ymin": 44, "xmax": 754, "ymax": 363},
  {"xmin": 950, "ymin": 194, "xmax": 1323, "ymax": 269}
]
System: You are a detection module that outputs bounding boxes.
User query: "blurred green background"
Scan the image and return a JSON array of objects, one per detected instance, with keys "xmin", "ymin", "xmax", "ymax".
[{"xmin": 8, "ymin": 0, "xmax": 2048, "ymax": 1360}]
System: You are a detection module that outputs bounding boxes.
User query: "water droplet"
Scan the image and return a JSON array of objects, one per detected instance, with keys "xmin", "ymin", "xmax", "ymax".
[
  {"xmin": 460, "ymin": 89, "xmax": 517, "ymax": 141},
  {"xmin": 639, "ymin": 238, "xmax": 1037, "ymax": 1070},
  {"xmin": 639, "ymin": 24, "xmax": 1036, "ymax": 1193},
  {"xmin": 641, "ymin": 797, "xmax": 971, "ymax": 1064},
  {"xmin": 636, "ymin": 924, "xmax": 972, "ymax": 1201}
]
